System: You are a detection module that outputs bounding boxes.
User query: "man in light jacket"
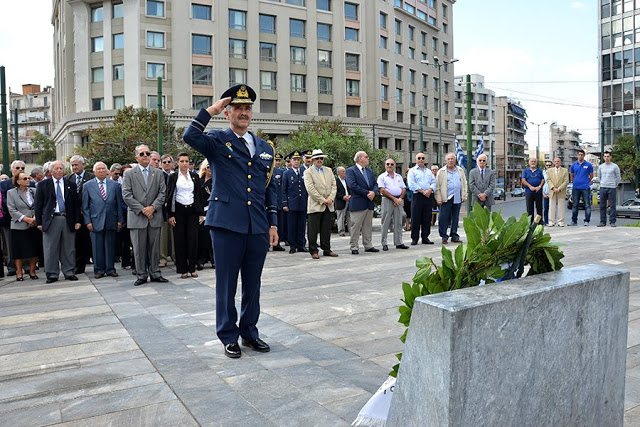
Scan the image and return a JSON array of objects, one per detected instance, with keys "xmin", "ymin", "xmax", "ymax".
[
  {"xmin": 435, "ymin": 153, "xmax": 468, "ymax": 244},
  {"xmin": 304, "ymin": 149, "xmax": 338, "ymax": 259}
]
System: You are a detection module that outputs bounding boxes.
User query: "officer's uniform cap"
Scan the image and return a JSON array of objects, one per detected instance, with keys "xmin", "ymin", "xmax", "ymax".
[{"xmin": 221, "ymin": 84, "xmax": 256, "ymax": 105}]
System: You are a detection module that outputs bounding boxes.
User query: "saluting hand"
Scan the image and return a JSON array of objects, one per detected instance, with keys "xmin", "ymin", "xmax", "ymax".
[{"xmin": 206, "ymin": 97, "xmax": 232, "ymax": 117}]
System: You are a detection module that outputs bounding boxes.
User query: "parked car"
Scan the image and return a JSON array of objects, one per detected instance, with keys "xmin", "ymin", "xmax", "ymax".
[
  {"xmin": 615, "ymin": 198, "xmax": 640, "ymax": 218},
  {"xmin": 511, "ymin": 187, "xmax": 525, "ymax": 197},
  {"xmin": 567, "ymin": 189, "xmax": 599, "ymax": 210},
  {"xmin": 493, "ymin": 188, "xmax": 506, "ymax": 201},
  {"xmin": 565, "ymin": 183, "xmax": 573, "ymax": 199}
]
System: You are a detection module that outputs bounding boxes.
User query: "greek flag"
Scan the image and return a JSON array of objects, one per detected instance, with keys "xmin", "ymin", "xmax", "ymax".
[
  {"xmin": 454, "ymin": 135, "xmax": 465, "ymax": 166},
  {"xmin": 475, "ymin": 136, "xmax": 485, "ymax": 160}
]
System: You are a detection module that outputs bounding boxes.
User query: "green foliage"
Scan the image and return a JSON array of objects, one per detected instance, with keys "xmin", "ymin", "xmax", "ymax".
[
  {"xmin": 389, "ymin": 203, "xmax": 565, "ymax": 378},
  {"xmin": 78, "ymin": 106, "xmax": 195, "ymax": 168},
  {"xmin": 265, "ymin": 119, "xmax": 393, "ymax": 176},
  {"xmin": 624, "ymin": 221, "xmax": 640, "ymax": 227},
  {"xmin": 611, "ymin": 134, "xmax": 640, "ymax": 184},
  {"xmin": 31, "ymin": 131, "xmax": 57, "ymax": 164}
]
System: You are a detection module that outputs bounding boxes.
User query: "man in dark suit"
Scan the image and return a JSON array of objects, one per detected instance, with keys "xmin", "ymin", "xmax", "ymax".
[
  {"xmin": 122, "ymin": 144, "xmax": 168, "ymax": 287},
  {"xmin": 469, "ymin": 153, "xmax": 496, "ymax": 212},
  {"xmin": 334, "ymin": 166, "xmax": 350, "ymax": 236},
  {"xmin": 35, "ymin": 160, "xmax": 82, "ymax": 283},
  {"xmin": 282, "ymin": 150, "xmax": 308, "ymax": 254},
  {"xmin": 82, "ymin": 162, "xmax": 124, "ymax": 279},
  {"xmin": 346, "ymin": 151, "xmax": 379, "ymax": 254},
  {"xmin": 67, "ymin": 155, "xmax": 95, "ymax": 274},
  {"xmin": 183, "ymin": 84, "xmax": 277, "ymax": 359}
]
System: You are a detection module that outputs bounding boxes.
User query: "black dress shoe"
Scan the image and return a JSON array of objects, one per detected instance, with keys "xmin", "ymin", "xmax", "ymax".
[
  {"xmin": 224, "ymin": 342, "xmax": 242, "ymax": 358},
  {"xmin": 289, "ymin": 248, "xmax": 296, "ymax": 254},
  {"xmin": 131, "ymin": 269, "xmax": 137, "ymax": 275},
  {"xmin": 351, "ymin": 249, "xmax": 359, "ymax": 255},
  {"xmin": 382, "ymin": 245, "xmax": 389, "ymax": 251},
  {"xmin": 273, "ymin": 245, "xmax": 285, "ymax": 251},
  {"xmin": 396, "ymin": 244, "xmax": 410, "ymax": 249},
  {"xmin": 66, "ymin": 275, "xmax": 78, "ymax": 281},
  {"xmin": 134, "ymin": 278, "xmax": 147, "ymax": 286},
  {"xmin": 301, "ymin": 247, "xmax": 308, "ymax": 252},
  {"xmin": 16, "ymin": 276, "xmax": 24, "ymax": 281},
  {"xmin": 94, "ymin": 273, "xmax": 104, "ymax": 279},
  {"xmin": 151, "ymin": 276, "xmax": 169, "ymax": 283},
  {"xmin": 323, "ymin": 251, "xmax": 339, "ymax": 257},
  {"xmin": 46, "ymin": 278, "xmax": 58, "ymax": 284},
  {"xmin": 410, "ymin": 241, "xmax": 418, "ymax": 246},
  {"xmin": 423, "ymin": 239, "xmax": 435, "ymax": 245},
  {"xmin": 241, "ymin": 337, "xmax": 270, "ymax": 353},
  {"xmin": 365, "ymin": 247, "xmax": 380, "ymax": 253}
]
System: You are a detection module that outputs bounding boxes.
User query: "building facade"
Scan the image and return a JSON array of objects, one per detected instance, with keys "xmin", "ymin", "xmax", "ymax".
[
  {"xmin": 548, "ymin": 123, "xmax": 582, "ymax": 168},
  {"xmin": 52, "ymin": 0, "xmax": 456, "ymax": 168},
  {"xmin": 494, "ymin": 96, "xmax": 527, "ymax": 190},
  {"xmin": 7, "ymin": 84, "xmax": 53, "ymax": 152}
]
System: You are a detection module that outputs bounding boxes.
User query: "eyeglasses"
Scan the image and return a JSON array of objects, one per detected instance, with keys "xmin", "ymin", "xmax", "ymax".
[
  {"xmin": 206, "ymin": 166, "xmax": 210, "ymax": 169},
  {"xmin": 14, "ymin": 166, "xmax": 25, "ymax": 170},
  {"xmin": 20, "ymin": 177, "xmax": 30, "ymax": 181},
  {"xmin": 478, "ymin": 159, "xmax": 486, "ymax": 162},
  {"xmin": 138, "ymin": 151, "xmax": 151, "ymax": 157},
  {"xmin": 545, "ymin": 164, "xmax": 552, "ymax": 167},
  {"xmin": 386, "ymin": 163, "xmax": 395, "ymax": 166},
  {"xmin": 416, "ymin": 157, "xmax": 425, "ymax": 160},
  {"xmin": 162, "ymin": 160, "xmax": 173, "ymax": 164}
]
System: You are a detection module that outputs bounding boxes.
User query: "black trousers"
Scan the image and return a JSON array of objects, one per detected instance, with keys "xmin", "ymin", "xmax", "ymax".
[
  {"xmin": 75, "ymin": 225, "xmax": 92, "ymax": 273},
  {"xmin": 525, "ymin": 191, "xmax": 543, "ymax": 223},
  {"xmin": 307, "ymin": 208, "xmax": 332, "ymax": 254},
  {"xmin": 173, "ymin": 202, "xmax": 199, "ymax": 274},
  {"xmin": 411, "ymin": 192, "xmax": 432, "ymax": 243},
  {"xmin": 197, "ymin": 224, "xmax": 214, "ymax": 266},
  {"xmin": 117, "ymin": 226, "xmax": 134, "ymax": 269},
  {"xmin": 277, "ymin": 209, "xmax": 288, "ymax": 244}
]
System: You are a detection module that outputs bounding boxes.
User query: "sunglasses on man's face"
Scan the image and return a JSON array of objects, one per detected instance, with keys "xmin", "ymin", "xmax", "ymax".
[
  {"xmin": 138, "ymin": 151, "xmax": 151, "ymax": 157},
  {"xmin": 162, "ymin": 160, "xmax": 173, "ymax": 164},
  {"xmin": 478, "ymin": 159, "xmax": 486, "ymax": 162},
  {"xmin": 386, "ymin": 163, "xmax": 395, "ymax": 166},
  {"xmin": 417, "ymin": 157, "xmax": 425, "ymax": 160},
  {"xmin": 14, "ymin": 166, "xmax": 25, "ymax": 170}
]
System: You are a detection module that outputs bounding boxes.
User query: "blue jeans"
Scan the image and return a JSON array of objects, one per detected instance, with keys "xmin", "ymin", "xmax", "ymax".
[
  {"xmin": 439, "ymin": 199, "xmax": 461, "ymax": 240},
  {"xmin": 599, "ymin": 187, "xmax": 617, "ymax": 225},
  {"xmin": 571, "ymin": 188, "xmax": 591, "ymax": 224}
]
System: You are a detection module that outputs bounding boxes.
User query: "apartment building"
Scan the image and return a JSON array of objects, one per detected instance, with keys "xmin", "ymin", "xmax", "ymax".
[
  {"xmin": 548, "ymin": 123, "xmax": 582, "ymax": 168},
  {"xmin": 51, "ymin": 0, "xmax": 456, "ymax": 167},
  {"xmin": 6, "ymin": 84, "xmax": 53, "ymax": 151},
  {"xmin": 494, "ymin": 96, "xmax": 528, "ymax": 190}
]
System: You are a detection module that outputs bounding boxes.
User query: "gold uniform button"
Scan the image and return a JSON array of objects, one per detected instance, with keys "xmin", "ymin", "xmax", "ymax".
[
  {"xmin": 228, "ymin": 155, "xmax": 232, "ymax": 158},
  {"xmin": 247, "ymin": 201, "xmax": 252, "ymax": 206},
  {"xmin": 247, "ymin": 175, "xmax": 252, "ymax": 179},
  {"xmin": 214, "ymin": 197, "xmax": 219, "ymax": 201},
  {"xmin": 248, "ymin": 162, "xmax": 252, "ymax": 166},
  {"xmin": 247, "ymin": 188, "xmax": 251, "ymax": 192}
]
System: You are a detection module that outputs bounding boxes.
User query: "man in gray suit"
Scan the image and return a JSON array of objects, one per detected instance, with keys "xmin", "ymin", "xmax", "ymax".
[
  {"xmin": 82, "ymin": 162, "xmax": 124, "ymax": 279},
  {"xmin": 122, "ymin": 144, "xmax": 168, "ymax": 286},
  {"xmin": 469, "ymin": 153, "xmax": 496, "ymax": 212}
]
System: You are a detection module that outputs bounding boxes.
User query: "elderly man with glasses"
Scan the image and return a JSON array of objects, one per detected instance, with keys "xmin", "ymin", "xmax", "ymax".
[
  {"xmin": 407, "ymin": 153, "xmax": 436, "ymax": 245},
  {"xmin": 469, "ymin": 153, "xmax": 496, "ymax": 212},
  {"xmin": 378, "ymin": 159, "xmax": 409, "ymax": 251}
]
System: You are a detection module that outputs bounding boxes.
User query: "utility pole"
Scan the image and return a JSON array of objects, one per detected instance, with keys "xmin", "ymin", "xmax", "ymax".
[
  {"xmin": 1, "ymin": 66, "xmax": 9, "ymax": 174},
  {"xmin": 14, "ymin": 108, "xmax": 19, "ymax": 160},
  {"xmin": 157, "ymin": 77, "xmax": 164, "ymax": 155},
  {"xmin": 465, "ymin": 75, "xmax": 473, "ymax": 213}
]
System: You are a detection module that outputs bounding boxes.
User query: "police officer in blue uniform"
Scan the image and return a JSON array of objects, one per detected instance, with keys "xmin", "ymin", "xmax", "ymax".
[
  {"xmin": 282, "ymin": 150, "xmax": 308, "ymax": 254},
  {"xmin": 183, "ymin": 84, "xmax": 277, "ymax": 359},
  {"xmin": 272, "ymin": 153, "xmax": 286, "ymax": 251}
]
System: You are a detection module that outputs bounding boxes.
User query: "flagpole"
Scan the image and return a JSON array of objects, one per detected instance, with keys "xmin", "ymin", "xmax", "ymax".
[{"xmin": 465, "ymin": 74, "xmax": 473, "ymax": 214}]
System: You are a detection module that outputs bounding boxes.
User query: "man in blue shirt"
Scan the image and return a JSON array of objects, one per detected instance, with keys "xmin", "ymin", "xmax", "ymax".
[
  {"xmin": 407, "ymin": 153, "xmax": 436, "ymax": 245},
  {"xmin": 569, "ymin": 149, "xmax": 594, "ymax": 226},
  {"xmin": 521, "ymin": 157, "xmax": 545, "ymax": 223}
]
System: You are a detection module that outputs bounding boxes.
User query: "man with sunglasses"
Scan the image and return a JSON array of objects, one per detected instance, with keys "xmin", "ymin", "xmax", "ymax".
[
  {"xmin": 469, "ymin": 153, "xmax": 495, "ymax": 212},
  {"xmin": 407, "ymin": 153, "xmax": 436, "ymax": 245},
  {"xmin": 1, "ymin": 160, "xmax": 33, "ymax": 276},
  {"xmin": 122, "ymin": 144, "xmax": 168, "ymax": 287}
]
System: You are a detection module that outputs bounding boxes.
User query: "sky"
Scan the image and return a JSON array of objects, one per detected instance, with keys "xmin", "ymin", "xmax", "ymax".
[
  {"xmin": 454, "ymin": 0, "xmax": 598, "ymax": 150},
  {"xmin": 0, "ymin": 1, "xmax": 598, "ymax": 151}
]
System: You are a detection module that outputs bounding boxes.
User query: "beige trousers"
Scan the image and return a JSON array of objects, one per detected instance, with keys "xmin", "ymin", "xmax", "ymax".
[
  {"xmin": 349, "ymin": 209, "xmax": 374, "ymax": 250},
  {"xmin": 548, "ymin": 192, "xmax": 565, "ymax": 226}
]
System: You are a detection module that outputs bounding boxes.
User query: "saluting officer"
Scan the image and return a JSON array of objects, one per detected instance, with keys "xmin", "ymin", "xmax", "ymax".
[
  {"xmin": 182, "ymin": 84, "xmax": 277, "ymax": 359},
  {"xmin": 282, "ymin": 150, "xmax": 308, "ymax": 254},
  {"xmin": 272, "ymin": 152, "xmax": 286, "ymax": 251}
]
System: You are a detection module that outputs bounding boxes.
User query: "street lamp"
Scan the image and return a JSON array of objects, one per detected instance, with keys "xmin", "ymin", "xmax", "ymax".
[
  {"xmin": 168, "ymin": 109, "xmax": 175, "ymax": 146},
  {"xmin": 530, "ymin": 121, "xmax": 547, "ymax": 163},
  {"xmin": 421, "ymin": 57, "xmax": 458, "ymax": 165}
]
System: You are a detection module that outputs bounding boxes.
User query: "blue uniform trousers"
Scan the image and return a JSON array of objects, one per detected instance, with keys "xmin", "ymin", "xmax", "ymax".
[
  {"xmin": 287, "ymin": 210, "xmax": 306, "ymax": 250},
  {"xmin": 211, "ymin": 227, "xmax": 269, "ymax": 345},
  {"xmin": 277, "ymin": 209, "xmax": 288, "ymax": 244}
]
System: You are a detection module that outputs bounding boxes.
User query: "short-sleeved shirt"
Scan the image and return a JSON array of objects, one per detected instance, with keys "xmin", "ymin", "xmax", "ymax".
[
  {"xmin": 570, "ymin": 160, "xmax": 593, "ymax": 190},
  {"xmin": 522, "ymin": 167, "xmax": 544, "ymax": 194},
  {"xmin": 377, "ymin": 172, "xmax": 405, "ymax": 197}
]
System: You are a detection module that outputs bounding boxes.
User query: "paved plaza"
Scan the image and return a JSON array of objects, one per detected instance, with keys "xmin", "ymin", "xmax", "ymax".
[{"xmin": 0, "ymin": 218, "xmax": 639, "ymax": 426}]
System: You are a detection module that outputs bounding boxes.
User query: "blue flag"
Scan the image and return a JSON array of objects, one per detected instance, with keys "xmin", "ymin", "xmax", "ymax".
[
  {"xmin": 454, "ymin": 135, "xmax": 466, "ymax": 168},
  {"xmin": 475, "ymin": 136, "xmax": 485, "ymax": 160}
]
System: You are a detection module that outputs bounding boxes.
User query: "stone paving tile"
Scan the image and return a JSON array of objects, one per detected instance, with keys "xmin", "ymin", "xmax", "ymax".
[
  {"xmin": 1, "ymin": 402, "xmax": 62, "ymax": 427},
  {"xmin": 0, "ymin": 305, "xmax": 113, "ymax": 328},
  {"xmin": 625, "ymin": 404, "xmax": 640, "ymax": 427}
]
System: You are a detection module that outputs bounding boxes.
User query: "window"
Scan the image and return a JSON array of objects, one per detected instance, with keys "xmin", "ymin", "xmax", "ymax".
[
  {"xmin": 192, "ymin": 65, "xmax": 212, "ymax": 85},
  {"xmin": 404, "ymin": 3, "xmax": 415, "ymax": 14},
  {"xmin": 345, "ymin": 53, "xmax": 359, "ymax": 71},
  {"xmin": 421, "ymin": 31, "xmax": 427, "ymax": 46},
  {"xmin": 443, "ymin": 42, "xmax": 448, "ymax": 56},
  {"xmin": 285, "ymin": 0, "xmax": 305, "ymax": 5},
  {"xmin": 408, "ymin": 25, "xmax": 415, "ymax": 40},
  {"xmin": 317, "ymin": 0, "xmax": 331, "ymax": 11},
  {"xmin": 395, "ymin": 19, "xmax": 401, "ymax": 35},
  {"xmin": 442, "ymin": 23, "xmax": 448, "ymax": 34},
  {"xmin": 113, "ymin": 64, "xmax": 124, "ymax": 80},
  {"xmin": 229, "ymin": 39, "xmax": 247, "ymax": 58},
  {"xmin": 113, "ymin": 33, "xmax": 124, "ymax": 49},
  {"xmin": 380, "ymin": 12, "xmax": 387, "ymax": 29},
  {"xmin": 318, "ymin": 23, "xmax": 331, "ymax": 41},
  {"xmin": 395, "ymin": 64, "xmax": 402, "ymax": 81},
  {"xmin": 92, "ymin": 67, "xmax": 104, "ymax": 83},
  {"xmin": 291, "ymin": 101, "xmax": 307, "ymax": 114},
  {"xmin": 92, "ymin": 98, "xmax": 104, "ymax": 111},
  {"xmin": 345, "ymin": 28, "xmax": 358, "ymax": 41},
  {"xmin": 381, "ymin": 60, "xmax": 388, "ymax": 77},
  {"xmin": 318, "ymin": 50, "xmax": 332, "ymax": 68},
  {"xmin": 260, "ymin": 43, "xmax": 276, "ymax": 61},
  {"xmin": 395, "ymin": 139, "xmax": 403, "ymax": 150},
  {"xmin": 395, "ymin": 41, "xmax": 401, "ymax": 54},
  {"xmin": 396, "ymin": 88, "xmax": 403, "ymax": 104},
  {"xmin": 382, "ymin": 109, "xmax": 389, "ymax": 120},
  {"xmin": 444, "ymin": 100, "xmax": 449, "ymax": 113},
  {"xmin": 290, "ymin": 19, "xmax": 306, "ymax": 38},
  {"xmin": 261, "ymin": 71, "xmax": 277, "ymax": 90},
  {"xmin": 113, "ymin": 3, "xmax": 123, "ymax": 19},
  {"xmin": 379, "ymin": 137, "xmax": 388, "ymax": 149},
  {"xmin": 432, "ymin": 37, "xmax": 438, "ymax": 51},
  {"xmin": 433, "ymin": 77, "xmax": 439, "ymax": 91},
  {"xmin": 428, "ymin": 16, "xmax": 436, "ymax": 26},
  {"xmin": 417, "ymin": 10, "xmax": 427, "ymax": 21},
  {"xmin": 229, "ymin": 68, "xmax": 247, "ymax": 85},
  {"xmin": 114, "ymin": 96, "xmax": 125, "ymax": 109},
  {"xmin": 319, "ymin": 76, "xmax": 332, "ymax": 94},
  {"xmin": 260, "ymin": 14, "xmax": 276, "ymax": 34},
  {"xmin": 91, "ymin": 7, "xmax": 103, "ymax": 22},
  {"xmin": 192, "ymin": 34, "xmax": 212, "ymax": 55},
  {"xmin": 346, "ymin": 106, "xmax": 360, "ymax": 117},
  {"xmin": 394, "ymin": 0, "xmax": 402, "ymax": 6},
  {"xmin": 442, "ymin": 4, "xmax": 448, "ymax": 17},
  {"xmin": 381, "ymin": 84, "xmax": 388, "ymax": 101},
  {"xmin": 146, "ymin": 31, "xmax": 164, "ymax": 48},
  {"xmin": 346, "ymin": 79, "xmax": 360, "ymax": 96},
  {"xmin": 192, "ymin": 4, "xmax": 211, "ymax": 20},
  {"xmin": 345, "ymin": 2, "xmax": 358, "ymax": 20},
  {"xmin": 444, "ymin": 81, "xmax": 449, "ymax": 92},
  {"xmin": 91, "ymin": 36, "xmax": 104, "ymax": 52},
  {"xmin": 147, "ymin": 95, "xmax": 166, "ymax": 109},
  {"xmin": 229, "ymin": 10, "xmax": 246, "ymax": 30},
  {"xmin": 146, "ymin": 0, "xmax": 164, "ymax": 17},
  {"xmin": 409, "ymin": 47, "xmax": 415, "ymax": 60},
  {"xmin": 147, "ymin": 63, "xmax": 165, "ymax": 79},
  {"xmin": 290, "ymin": 46, "xmax": 306, "ymax": 64},
  {"xmin": 409, "ymin": 69, "xmax": 416, "ymax": 85},
  {"xmin": 422, "ymin": 74, "xmax": 427, "ymax": 88},
  {"xmin": 380, "ymin": 36, "xmax": 388, "ymax": 49},
  {"xmin": 319, "ymin": 103, "xmax": 333, "ymax": 116},
  {"xmin": 291, "ymin": 74, "xmax": 306, "ymax": 92},
  {"xmin": 193, "ymin": 96, "xmax": 212, "ymax": 110},
  {"xmin": 262, "ymin": 100, "xmax": 278, "ymax": 113}
]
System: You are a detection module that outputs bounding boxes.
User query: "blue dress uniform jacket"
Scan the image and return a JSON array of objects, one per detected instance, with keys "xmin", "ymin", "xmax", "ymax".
[
  {"xmin": 273, "ymin": 167, "xmax": 285, "ymax": 210},
  {"xmin": 182, "ymin": 109, "xmax": 277, "ymax": 234},
  {"xmin": 282, "ymin": 168, "xmax": 308, "ymax": 211}
]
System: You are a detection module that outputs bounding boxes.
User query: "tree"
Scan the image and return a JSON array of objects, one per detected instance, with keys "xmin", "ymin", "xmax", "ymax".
[
  {"xmin": 30, "ymin": 131, "xmax": 57, "ymax": 164},
  {"xmin": 265, "ymin": 119, "xmax": 393, "ymax": 176},
  {"xmin": 78, "ymin": 106, "xmax": 195, "ymax": 168},
  {"xmin": 611, "ymin": 134, "xmax": 640, "ymax": 184}
]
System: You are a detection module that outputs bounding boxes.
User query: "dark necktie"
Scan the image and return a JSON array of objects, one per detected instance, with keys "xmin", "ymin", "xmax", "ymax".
[
  {"xmin": 76, "ymin": 174, "xmax": 82, "ymax": 192},
  {"xmin": 56, "ymin": 180, "xmax": 65, "ymax": 213},
  {"xmin": 361, "ymin": 168, "xmax": 369, "ymax": 186},
  {"xmin": 99, "ymin": 181, "xmax": 106, "ymax": 200},
  {"xmin": 481, "ymin": 169, "xmax": 484, "ymax": 180}
]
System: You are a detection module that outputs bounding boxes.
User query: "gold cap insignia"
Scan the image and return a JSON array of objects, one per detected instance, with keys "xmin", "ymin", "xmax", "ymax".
[{"xmin": 237, "ymin": 85, "xmax": 249, "ymax": 99}]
